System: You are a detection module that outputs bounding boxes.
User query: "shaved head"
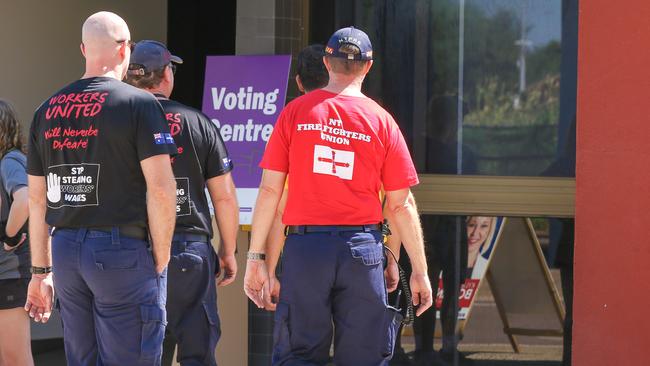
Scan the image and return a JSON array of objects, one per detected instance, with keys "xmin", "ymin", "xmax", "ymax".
[
  {"xmin": 81, "ymin": 11, "xmax": 131, "ymax": 79},
  {"xmin": 82, "ymin": 11, "xmax": 130, "ymax": 55}
]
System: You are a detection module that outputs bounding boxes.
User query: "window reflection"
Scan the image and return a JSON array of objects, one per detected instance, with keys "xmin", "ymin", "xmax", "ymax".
[{"xmin": 461, "ymin": 1, "xmax": 563, "ymax": 176}]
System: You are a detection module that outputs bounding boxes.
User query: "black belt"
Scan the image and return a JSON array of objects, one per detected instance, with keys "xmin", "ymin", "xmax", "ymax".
[
  {"xmin": 87, "ymin": 225, "xmax": 148, "ymax": 241},
  {"xmin": 172, "ymin": 232, "xmax": 210, "ymax": 243},
  {"xmin": 286, "ymin": 224, "xmax": 382, "ymax": 235}
]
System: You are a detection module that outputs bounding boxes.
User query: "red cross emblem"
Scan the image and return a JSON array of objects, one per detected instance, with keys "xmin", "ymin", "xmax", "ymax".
[{"xmin": 317, "ymin": 150, "xmax": 350, "ymax": 174}]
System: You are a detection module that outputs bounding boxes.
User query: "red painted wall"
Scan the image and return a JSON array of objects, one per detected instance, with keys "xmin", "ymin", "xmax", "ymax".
[{"xmin": 575, "ymin": 1, "xmax": 650, "ymax": 365}]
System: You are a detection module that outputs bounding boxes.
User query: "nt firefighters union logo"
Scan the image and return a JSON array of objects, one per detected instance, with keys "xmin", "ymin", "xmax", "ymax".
[{"xmin": 312, "ymin": 145, "xmax": 354, "ymax": 180}]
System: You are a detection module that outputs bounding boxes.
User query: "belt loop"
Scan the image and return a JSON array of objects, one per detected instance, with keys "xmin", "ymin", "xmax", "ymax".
[
  {"xmin": 330, "ymin": 226, "xmax": 339, "ymax": 236},
  {"xmin": 298, "ymin": 226, "xmax": 305, "ymax": 235},
  {"xmin": 75, "ymin": 228, "xmax": 88, "ymax": 243},
  {"xmin": 111, "ymin": 226, "xmax": 120, "ymax": 246},
  {"xmin": 363, "ymin": 225, "xmax": 372, "ymax": 233}
]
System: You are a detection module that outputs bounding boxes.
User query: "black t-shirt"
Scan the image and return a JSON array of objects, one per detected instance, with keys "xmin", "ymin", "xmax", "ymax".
[
  {"xmin": 158, "ymin": 98, "xmax": 233, "ymax": 237},
  {"xmin": 27, "ymin": 77, "xmax": 176, "ymax": 228}
]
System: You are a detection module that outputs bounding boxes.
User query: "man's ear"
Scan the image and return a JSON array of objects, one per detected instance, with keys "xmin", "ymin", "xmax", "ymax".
[
  {"xmin": 80, "ymin": 43, "xmax": 86, "ymax": 57},
  {"xmin": 295, "ymin": 75, "xmax": 305, "ymax": 93},
  {"xmin": 322, "ymin": 56, "xmax": 333, "ymax": 72},
  {"xmin": 363, "ymin": 60, "xmax": 374, "ymax": 74},
  {"xmin": 164, "ymin": 65, "xmax": 173, "ymax": 83},
  {"xmin": 117, "ymin": 42, "xmax": 128, "ymax": 62}
]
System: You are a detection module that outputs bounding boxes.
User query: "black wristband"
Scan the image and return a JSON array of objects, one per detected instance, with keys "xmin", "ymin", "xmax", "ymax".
[
  {"xmin": 3, "ymin": 233, "xmax": 24, "ymax": 247},
  {"xmin": 30, "ymin": 266, "xmax": 52, "ymax": 274}
]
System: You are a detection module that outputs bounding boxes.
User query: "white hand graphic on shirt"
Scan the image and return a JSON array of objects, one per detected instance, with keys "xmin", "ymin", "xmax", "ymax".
[{"xmin": 47, "ymin": 172, "xmax": 61, "ymax": 203}]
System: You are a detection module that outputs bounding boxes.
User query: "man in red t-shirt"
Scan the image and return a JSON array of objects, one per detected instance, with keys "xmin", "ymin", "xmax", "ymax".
[{"xmin": 244, "ymin": 26, "xmax": 432, "ymax": 365}]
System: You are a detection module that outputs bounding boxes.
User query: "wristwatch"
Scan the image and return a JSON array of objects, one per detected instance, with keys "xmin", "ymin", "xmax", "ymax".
[{"xmin": 30, "ymin": 266, "xmax": 53, "ymax": 274}]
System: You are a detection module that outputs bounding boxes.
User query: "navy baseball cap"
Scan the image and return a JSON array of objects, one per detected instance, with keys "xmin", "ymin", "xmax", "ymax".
[
  {"xmin": 128, "ymin": 40, "xmax": 183, "ymax": 75},
  {"xmin": 325, "ymin": 26, "xmax": 373, "ymax": 61}
]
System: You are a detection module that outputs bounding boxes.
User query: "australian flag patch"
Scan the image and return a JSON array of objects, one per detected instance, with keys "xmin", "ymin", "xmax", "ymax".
[
  {"xmin": 223, "ymin": 157, "xmax": 232, "ymax": 169},
  {"xmin": 154, "ymin": 132, "xmax": 175, "ymax": 145},
  {"xmin": 154, "ymin": 133, "xmax": 164, "ymax": 144}
]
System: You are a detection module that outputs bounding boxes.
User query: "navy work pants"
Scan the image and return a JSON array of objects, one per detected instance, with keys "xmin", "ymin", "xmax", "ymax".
[
  {"xmin": 273, "ymin": 230, "xmax": 401, "ymax": 366},
  {"xmin": 165, "ymin": 237, "xmax": 220, "ymax": 365},
  {"xmin": 52, "ymin": 227, "xmax": 167, "ymax": 366}
]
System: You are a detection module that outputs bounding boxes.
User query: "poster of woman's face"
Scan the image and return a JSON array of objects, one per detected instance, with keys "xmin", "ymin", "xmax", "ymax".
[
  {"xmin": 466, "ymin": 216, "xmax": 497, "ymax": 274},
  {"xmin": 436, "ymin": 216, "xmax": 503, "ymax": 320}
]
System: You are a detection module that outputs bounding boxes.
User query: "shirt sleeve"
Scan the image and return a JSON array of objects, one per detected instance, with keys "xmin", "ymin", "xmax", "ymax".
[
  {"xmin": 381, "ymin": 116, "xmax": 419, "ymax": 191},
  {"xmin": 1, "ymin": 153, "xmax": 27, "ymax": 196},
  {"xmin": 135, "ymin": 95, "xmax": 177, "ymax": 161},
  {"xmin": 202, "ymin": 113, "xmax": 233, "ymax": 179},
  {"xmin": 26, "ymin": 111, "xmax": 44, "ymax": 176},
  {"xmin": 259, "ymin": 107, "xmax": 291, "ymax": 173}
]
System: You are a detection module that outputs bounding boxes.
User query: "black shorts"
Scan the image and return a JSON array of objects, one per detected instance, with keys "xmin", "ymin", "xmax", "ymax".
[{"xmin": 0, "ymin": 278, "xmax": 29, "ymax": 310}]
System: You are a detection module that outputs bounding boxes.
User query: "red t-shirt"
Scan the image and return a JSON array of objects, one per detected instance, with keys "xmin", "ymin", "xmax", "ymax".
[{"xmin": 260, "ymin": 90, "xmax": 418, "ymax": 225}]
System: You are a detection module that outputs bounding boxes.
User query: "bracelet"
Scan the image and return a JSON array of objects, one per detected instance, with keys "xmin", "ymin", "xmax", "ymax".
[
  {"xmin": 246, "ymin": 252, "xmax": 266, "ymax": 261},
  {"xmin": 30, "ymin": 266, "xmax": 52, "ymax": 274}
]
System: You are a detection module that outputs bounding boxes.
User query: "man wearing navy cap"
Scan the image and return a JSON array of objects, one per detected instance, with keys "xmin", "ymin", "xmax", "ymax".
[
  {"xmin": 126, "ymin": 40, "xmax": 239, "ymax": 366},
  {"xmin": 244, "ymin": 26, "xmax": 432, "ymax": 365}
]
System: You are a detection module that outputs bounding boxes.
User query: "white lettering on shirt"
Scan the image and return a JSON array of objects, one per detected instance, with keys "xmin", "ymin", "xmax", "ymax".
[{"xmin": 296, "ymin": 118, "xmax": 371, "ymax": 145}]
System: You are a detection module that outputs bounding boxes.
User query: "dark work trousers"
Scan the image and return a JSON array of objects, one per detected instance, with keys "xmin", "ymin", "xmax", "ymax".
[
  {"xmin": 418, "ymin": 216, "xmax": 468, "ymax": 352},
  {"xmin": 164, "ymin": 237, "xmax": 220, "ymax": 366},
  {"xmin": 391, "ymin": 215, "xmax": 467, "ymax": 356},
  {"xmin": 52, "ymin": 227, "xmax": 167, "ymax": 366},
  {"xmin": 273, "ymin": 229, "xmax": 402, "ymax": 366}
]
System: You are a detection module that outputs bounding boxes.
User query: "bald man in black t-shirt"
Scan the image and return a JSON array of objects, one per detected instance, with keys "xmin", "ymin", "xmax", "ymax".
[{"xmin": 26, "ymin": 12, "xmax": 177, "ymax": 365}]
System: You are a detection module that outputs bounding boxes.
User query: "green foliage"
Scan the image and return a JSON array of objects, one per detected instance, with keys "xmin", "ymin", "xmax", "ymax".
[
  {"xmin": 434, "ymin": 2, "xmax": 563, "ymax": 176},
  {"xmin": 528, "ymin": 40, "xmax": 561, "ymax": 86},
  {"xmin": 464, "ymin": 74, "xmax": 560, "ymax": 127}
]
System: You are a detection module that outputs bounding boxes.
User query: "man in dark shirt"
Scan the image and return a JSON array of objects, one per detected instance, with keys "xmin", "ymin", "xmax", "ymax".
[
  {"xmin": 125, "ymin": 40, "xmax": 239, "ymax": 366},
  {"xmin": 25, "ymin": 12, "xmax": 177, "ymax": 366}
]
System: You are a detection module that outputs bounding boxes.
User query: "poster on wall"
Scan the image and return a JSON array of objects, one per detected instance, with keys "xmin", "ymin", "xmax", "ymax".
[
  {"xmin": 436, "ymin": 216, "xmax": 504, "ymax": 320},
  {"xmin": 201, "ymin": 55, "xmax": 291, "ymax": 224}
]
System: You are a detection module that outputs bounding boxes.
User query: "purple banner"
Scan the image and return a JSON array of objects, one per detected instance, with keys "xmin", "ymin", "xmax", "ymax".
[{"xmin": 201, "ymin": 55, "xmax": 291, "ymax": 224}]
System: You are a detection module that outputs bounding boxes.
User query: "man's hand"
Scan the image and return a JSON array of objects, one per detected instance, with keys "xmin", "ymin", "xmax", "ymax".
[
  {"xmin": 24, "ymin": 273, "xmax": 54, "ymax": 323},
  {"xmin": 384, "ymin": 257, "xmax": 399, "ymax": 293},
  {"xmin": 154, "ymin": 251, "xmax": 170, "ymax": 275},
  {"xmin": 264, "ymin": 275, "xmax": 281, "ymax": 311},
  {"xmin": 244, "ymin": 259, "xmax": 270, "ymax": 308},
  {"xmin": 217, "ymin": 253, "xmax": 237, "ymax": 287},
  {"xmin": 410, "ymin": 273, "xmax": 433, "ymax": 316},
  {"xmin": 155, "ymin": 263, "xmax": 168, "ymax": 275}
]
